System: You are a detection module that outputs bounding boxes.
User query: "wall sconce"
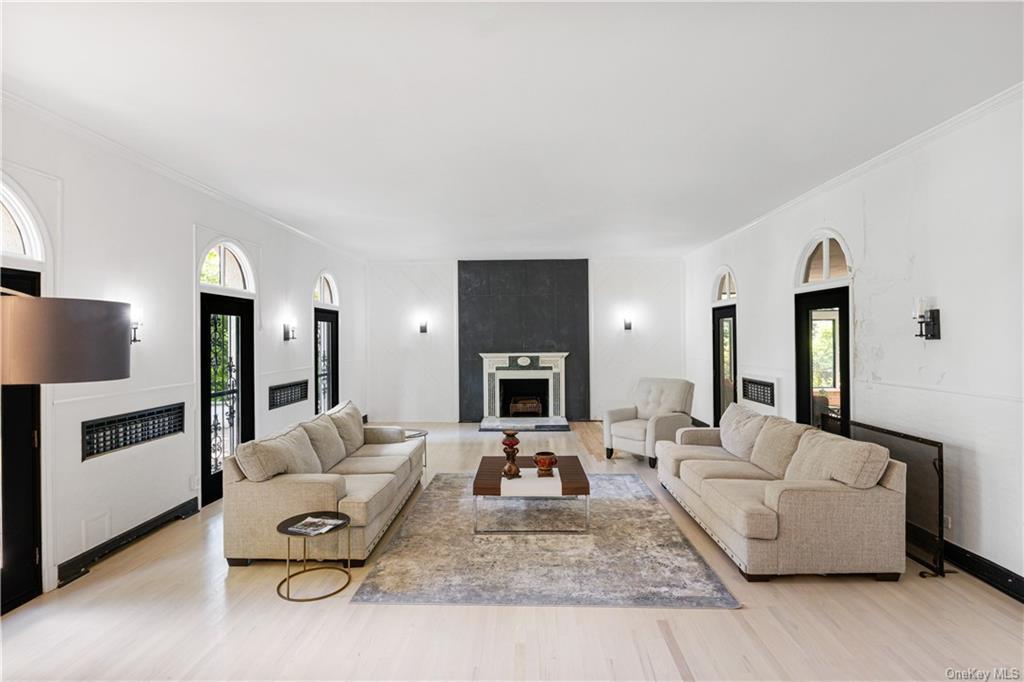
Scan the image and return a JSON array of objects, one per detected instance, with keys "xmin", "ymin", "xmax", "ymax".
[
  {"xmin": 283, "ymin": 323, "xmax": 297, "ymax": 341},
  {"xmin": 912, "ymin": 298, "xmax": 941, "ymax": 340},
  {"xmin": 419, "ymin": 321, "xmax": 428, "ymax": 334},
  {"xmin": 623, "ymin": 318, "xmax": 632, "ymax": 331},
  {"xmin": 130, "ymin": 305, "xmax": 143, "ymax": 344}
]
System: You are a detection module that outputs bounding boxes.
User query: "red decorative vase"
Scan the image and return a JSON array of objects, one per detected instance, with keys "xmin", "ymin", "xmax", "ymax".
[
  {"xmin": 501, "ymin": 430, "xmax": 521, "ymax": 479},
  {"xmin": 533, "ymin": 451, "xmax": 558, "ymax": 477}
]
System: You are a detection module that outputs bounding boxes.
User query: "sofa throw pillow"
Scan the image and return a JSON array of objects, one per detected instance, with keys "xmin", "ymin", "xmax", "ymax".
[
  {"xmin": 301, "ymin": 413, "xmax": 348, "ymax": 471},
  {"xmin": 329, "ymin": 401, "xmax": 365, "ymax": 454},
  {"xmin": 234, "ymin": 426, "xmax": 321, "ymax": 482},
  {"xmin": 750, "ymin": 417, "xmax": 812, "ymax": 478},
  {"xmin": 718, "ymin": 403, "xmax": 767, "ymax": 460},
  {"xmin": 784, "ymin": 429, "xmax": 890, "ymax": 489}
]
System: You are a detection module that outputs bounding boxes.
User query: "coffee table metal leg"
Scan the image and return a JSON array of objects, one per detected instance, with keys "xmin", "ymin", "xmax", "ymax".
[
  {"xmin": 585, "ymin": 495, "xmax": 590, "ymax": 532},
  {"xmin": 473, "ymin": 495, "xmax": 479, "ymax": 534}
]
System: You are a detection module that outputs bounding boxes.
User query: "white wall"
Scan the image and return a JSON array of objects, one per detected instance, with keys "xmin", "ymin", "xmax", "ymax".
[
  {"xmin": 683, "ymin": 89, "xmax": 1023, "ymax": 573},
  {"xmin": 366, "ymin": 261, "xmax": 458, "ymax": 421},
  {"xmin": 2, "ymin": 99, "xmax": 368, "ymax": 589},
  {"xmin": 589, "ymin": 258, "xmax": 685, "ymax": 418}
]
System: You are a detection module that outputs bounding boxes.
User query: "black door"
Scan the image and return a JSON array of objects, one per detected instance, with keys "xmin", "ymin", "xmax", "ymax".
[
  {"xmin": 313, "ymin": 308, "xmax": 339, "ymax": 414},
  {"xmin": 200, "ymin": 293, "xmax": 254, "ymax": 506},
  {"xmin": 795, "ymin": 286, "xmax": 850, "ymax": 436},
  {"xmin": 1, "ymin": 268, "xmax": 42, "ymax": 614},
  {"xmin": 712, "ymin": 304, "xmax": 737, "ymax": 427}
]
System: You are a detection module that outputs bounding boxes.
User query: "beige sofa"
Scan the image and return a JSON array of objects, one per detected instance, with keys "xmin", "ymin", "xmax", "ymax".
[
  {"xmin": 604, "ymin": 377, "xmax": 695, "ymax": 468},
  {"xmin": 655, "ymin": 404, "xmax": 906, "ymax": 581},
  {"xmin": 223, "ymin": 401, "xmax": 422, "ymax": 566}
]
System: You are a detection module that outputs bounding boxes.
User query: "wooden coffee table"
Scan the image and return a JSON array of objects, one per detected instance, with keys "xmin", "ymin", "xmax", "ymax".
[{"xmin": 472, "ymin": 455, "xmax": 590, "ymax": 534}]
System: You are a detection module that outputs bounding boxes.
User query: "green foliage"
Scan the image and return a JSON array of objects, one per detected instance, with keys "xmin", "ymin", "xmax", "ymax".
[{"xmin": 811, "ymin": 319, "xmax": 836, "ymax": 388}]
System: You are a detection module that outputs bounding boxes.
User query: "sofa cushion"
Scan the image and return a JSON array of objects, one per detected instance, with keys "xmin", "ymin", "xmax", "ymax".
[
  {"xmin": 750, "ymin": 417, "xmax": 812, "ymax": 478},
  {"xmin": 679, "ymin": 459, "xmax": 775, "ymax": 495},
  {"xmin": 234, "ymin": 426, "xmax": 321, "ymax": 482},
  {"xmin": 329, "ymin": 455, "xmax": 411, "ymax": 489},
  {"xmin": 633, "ymin": 378, "xmax": 694, "ymax": 419},
  {"xmin": 329, "ymin": 401, "xmax": 365, "ymax": 454},
  {"xmin": 654, "ymin": 441, "xmax": 738, "ymax": 467},
  {"xmin": 719, "ymin": 403, "xmax": 767, "ymax": 460},
  {"xmin": 609, "ymin": 418, "xmax": 648, "ymax": 441},
  {"xmin": 301, "ymin": 414, "xmax": 348, "ymax": 471},
  {"xmin": 785, "ymin": 429, "xmax": 890, "ymax": 489},
  {"xmin": 354, "ymin": 440, "xmax": 424, "ymax": 470},
  {"xmin": 701, "ymin": 479, "xmax": 778, "ymax": 540},
  {"xmin": 336, "ymin": 473, "xmax": 398, "ymax": 527}
]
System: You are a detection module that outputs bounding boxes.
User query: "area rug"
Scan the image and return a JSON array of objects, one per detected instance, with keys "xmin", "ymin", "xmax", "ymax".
[{"xmin": 352, "ymin": 473, "xmax": 739, "ymax": 609}]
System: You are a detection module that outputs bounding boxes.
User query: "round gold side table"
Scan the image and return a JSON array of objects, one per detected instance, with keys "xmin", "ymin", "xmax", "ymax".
[{"xmin": 275, "ymin": 511, "xmax": 351, "ymax": 602}]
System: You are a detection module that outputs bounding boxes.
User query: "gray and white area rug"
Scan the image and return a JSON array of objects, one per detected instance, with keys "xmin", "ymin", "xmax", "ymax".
[{"xmin": 352, "ymin": 473, "xmax": 739, "ymax": 609}]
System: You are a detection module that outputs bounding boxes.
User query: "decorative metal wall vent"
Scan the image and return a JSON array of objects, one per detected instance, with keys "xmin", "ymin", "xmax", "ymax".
[
  {"xmin": 82, "ymin": 403, "xmax": 185, "ymax": 460},
  {"xmin": 269, "ymin": 380, "xmax": 308, "ymax": 410},
  {"xmin": 741, "ymin": 377, "xmax": 775, "ymax": 407}
]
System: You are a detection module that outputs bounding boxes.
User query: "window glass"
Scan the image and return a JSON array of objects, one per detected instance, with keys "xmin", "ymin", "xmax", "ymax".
[
  {"xmin": 1, "ymin": 201, "xmax": 26, "ymax": 255},
  {"xmin": 828, "ymin": 239, "xmax": 848, "ymax": 279},
  {"xmin": 803, "ymin": 242, "xmax": 824, "ymax": 283},
  {"xmin": 323, "ymin": 276, "xmax": 335, "ymax": 305},
  {"xmin": 200, "ymin": 247, "xmax": 221, "ymax": 285},
  {"xmin": 223, "ymin": 248, "xmax": 246, "ymax": 290},
  {"xmin": 716, "ymin": 272, "xmax": 736, "ymax": 300}
]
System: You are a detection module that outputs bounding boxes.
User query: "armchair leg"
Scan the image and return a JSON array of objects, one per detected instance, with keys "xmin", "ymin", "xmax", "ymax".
[
  {"xmin": 605, "ymin": 448, "xmax": 613, "ymax": 459},
  {"xmin": 648, "ymin": 457, "xmax": 658, "ymax": 469},
  {"xmin": 226, "ymin": 558, "xmax": 252, "ymax": 567},
  {"xmin": 875, "ymin": 573, "xmax": 901, "ymax": 582},
  {"xmin": 740, "ymin": 570, "xmax": 771, "ymax": 582}
]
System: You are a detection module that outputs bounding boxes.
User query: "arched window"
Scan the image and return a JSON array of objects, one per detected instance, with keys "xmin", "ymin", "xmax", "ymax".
[
  {"xmin": 1, "ymin": 183, "xmax": 45, "ymax": 262},
  {"xmin": 799, "ymin": 236, "xmax": 850, "ymax": 285},
  {"xmin": 715, "ymin": 270, "xmax": 737, "ymax": 301},
  {"xmin": 199, "ymin": 242, "xmax": 254, "ymax": 292},
  {"xmin": 312, "ymin": 273, "xmax": 337, "ymax": 306}
]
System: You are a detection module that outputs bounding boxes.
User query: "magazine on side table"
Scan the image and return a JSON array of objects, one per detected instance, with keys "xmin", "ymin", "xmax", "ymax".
[{"xmin": 287, "ymin": 516, "xmax": 347, "ymax": 536}]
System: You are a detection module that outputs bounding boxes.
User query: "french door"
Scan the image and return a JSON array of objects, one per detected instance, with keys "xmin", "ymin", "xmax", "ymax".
[
  {"xmin": 200, "ymin": 293, "xmax": 254, "ymax": 506},
  {"xmin": 313, "ymin": 308, "xmax": 339, "ymax": 414},
  {"xmin": 795, "ymin": 286, "xmax": 850, "ymax": 436},
  {"xmin": 1, "ymin": 268, "xmax": 42, "ymax": 614},
  {"xmin": 712, "ymin": 305, "xmax": 737, "ymax": 427}
]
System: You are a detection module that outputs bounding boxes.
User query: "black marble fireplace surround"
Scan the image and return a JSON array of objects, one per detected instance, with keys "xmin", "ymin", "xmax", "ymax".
[{"xmin": 458, "ymin": 260, "xmax": 590, "ymax": 422}]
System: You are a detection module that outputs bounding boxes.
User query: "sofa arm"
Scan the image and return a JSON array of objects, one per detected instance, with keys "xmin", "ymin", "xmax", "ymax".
[
  {"xmin": 646, "ymin": 413, "xmax": 692, "ymax": 456},
  {"xmin": 603, "ymin": 406, "xmax": 638, "ymax": 448},
  {"xmin": 764, "ymin": 480, "xmax": 906, "ymax": 574},
  {"xmin": 223, "ymin": 473, "xmax": 347, "ymax": 560},
  {"xmin": 676, "ymin": 427, "xmax": 721, "ymax": 446},
  {"xmin": 363, "ymin": 425, "xmax": 405, "ymax": 444}
]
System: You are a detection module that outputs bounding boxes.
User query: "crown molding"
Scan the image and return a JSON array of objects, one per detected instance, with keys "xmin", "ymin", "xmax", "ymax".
[
  {"xmin": 1, "ymin": 90, "xmax": 367, "ymax": 263},
  {"xmin": 700, "ymin": 81, "xmax": 1024, "ymax": 250}
]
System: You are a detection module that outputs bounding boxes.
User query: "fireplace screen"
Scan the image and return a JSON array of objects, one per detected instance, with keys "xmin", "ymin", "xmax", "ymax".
[
  {"xmin": 499, "ymin": 378, "xmax": 549, "ymax": 418},
  {"xmin": 848, "ymin": 420, "xmax": 945, "ymax": 576}
]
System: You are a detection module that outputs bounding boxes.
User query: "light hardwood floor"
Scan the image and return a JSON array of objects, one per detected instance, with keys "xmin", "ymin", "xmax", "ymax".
[{"xmin": 2, "ymin": 423, "xmax": 1021, "ymax": 681}]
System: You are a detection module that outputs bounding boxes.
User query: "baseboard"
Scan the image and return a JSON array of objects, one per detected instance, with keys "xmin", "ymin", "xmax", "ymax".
[
  {"xmin": 57, "ymin": 497, "xmax": 199, "ymax": 587},
  {"xmin": 945, "ymin": 541, "xmax": 1023, "ymax": 603}
]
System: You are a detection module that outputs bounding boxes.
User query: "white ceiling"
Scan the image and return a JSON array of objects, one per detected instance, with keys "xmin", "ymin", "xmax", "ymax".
[{"xmin": 3, "ymin": 3, "xmax": 1021, "ymax": 260}]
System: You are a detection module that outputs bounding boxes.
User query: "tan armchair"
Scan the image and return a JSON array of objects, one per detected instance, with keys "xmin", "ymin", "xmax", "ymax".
[{"xmin": 604, "ymin": 377, "xmax": 695, "ymax": 468}]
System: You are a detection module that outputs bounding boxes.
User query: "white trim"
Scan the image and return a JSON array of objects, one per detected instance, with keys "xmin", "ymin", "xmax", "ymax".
[
  {"xmin": 710, "ymin": 265, "xmax": 738, "ymax": 306},
  {"xmin": 3, "ymin": 90, "xmax": 366, "ymax": 263},
  {"xmin": 1, "ymin": 177, "xmax": 47, "ymax": 262},
  {"xmin": 793, "ymin": 229, "xmax": 853, "ymax": 291},
  {"xmin": 313, "ymin": 271, "xmax": 339, "ymax": 309}
]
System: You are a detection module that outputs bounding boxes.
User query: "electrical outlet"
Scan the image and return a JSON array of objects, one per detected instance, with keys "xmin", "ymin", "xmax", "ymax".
[{"xmin": 944, "ymin": 515, "xmax": 952, "ymax": 530}]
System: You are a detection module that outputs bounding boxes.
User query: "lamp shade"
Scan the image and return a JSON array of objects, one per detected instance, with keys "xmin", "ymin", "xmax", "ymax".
[{"xmin": 1, "ymin": 297, "xmax": 131, "ymax": 384}]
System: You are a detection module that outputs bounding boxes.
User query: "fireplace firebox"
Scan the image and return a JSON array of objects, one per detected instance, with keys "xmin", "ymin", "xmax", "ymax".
[{"xmin": 499, "ymin": 378, "xmax": 549, "ymax": 417}]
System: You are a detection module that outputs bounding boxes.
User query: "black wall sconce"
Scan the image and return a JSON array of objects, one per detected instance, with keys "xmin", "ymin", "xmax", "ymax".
[
  {"xmin": 623, "ymin": 318, "xmax": 632, "ymax": 331},
  {"xmin": 914, "ymin": 309, "xmax": 941, "ymax": 340},
  {"xmin": 283, "ymin": 323, "xmax": 297, "ymax": 341},
  {"xmin": 912, "ymin": 298, "xmax": 941, "ymax": 340},
  {"xmin": 419, "ymin": 321, "xmax": 428, "ymax": 334}
]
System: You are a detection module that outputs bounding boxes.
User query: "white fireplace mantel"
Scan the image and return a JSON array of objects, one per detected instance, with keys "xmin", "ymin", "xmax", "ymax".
[{"xmin": 479, "ymin": 352, "xmax": 569, "ymax": 418}]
